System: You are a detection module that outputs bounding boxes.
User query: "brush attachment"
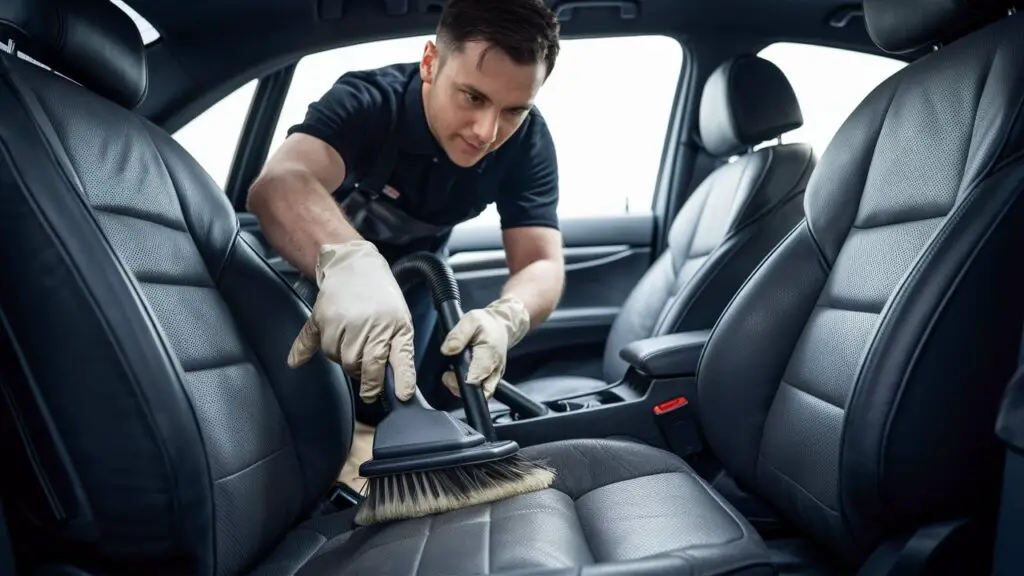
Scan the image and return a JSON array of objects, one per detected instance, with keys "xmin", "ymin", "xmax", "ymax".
[
  {"xmin": 355, "ymin": 365, "xmax": 553, "ymax": 525},
  {"xmin": 353, "ymin": 252, "xmax": 556, "ymax": 526}
]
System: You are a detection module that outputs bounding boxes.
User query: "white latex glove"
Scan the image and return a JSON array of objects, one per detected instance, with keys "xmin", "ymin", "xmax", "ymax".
[
  {"xmin": 440, "ymin": 296, "xmax": 530, "ymax": 399},
  {"xmin": 287, "ymin": 241, "xmax": 417, "ymax": 403}
]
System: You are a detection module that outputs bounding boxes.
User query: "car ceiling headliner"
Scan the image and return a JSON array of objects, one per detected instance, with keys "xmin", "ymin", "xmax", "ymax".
[
  {"xmin": 124, "ymin": 0, "xmax": 878, "ymax": 53},
  {"xmin": 120, "ymin": 0, "xmax": 889, "ymax": 128}
]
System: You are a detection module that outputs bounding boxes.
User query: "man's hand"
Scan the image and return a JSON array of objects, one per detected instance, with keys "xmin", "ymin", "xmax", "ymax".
[
  {"xmin": 288, "ymin": 241, "xmax": 418, "ymax": 403},
  {"xmin": 440, "ymin": 296, "xmax": 530, "ymax": 398}
]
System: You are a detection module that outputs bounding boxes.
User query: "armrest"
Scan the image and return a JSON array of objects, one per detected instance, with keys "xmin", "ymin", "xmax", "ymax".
[{"xmin": 619, "ymin": 330, "xmax": 711, "ymax": 378}]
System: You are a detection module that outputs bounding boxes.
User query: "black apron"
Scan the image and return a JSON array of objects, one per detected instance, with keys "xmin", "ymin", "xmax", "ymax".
[
  {"xmin": 337, "ymin": 73, "xmax": 477, "ymax": 251},
  {"xmin": 337, "ymin": 130, "xmax": 454, "ymax": 249}
]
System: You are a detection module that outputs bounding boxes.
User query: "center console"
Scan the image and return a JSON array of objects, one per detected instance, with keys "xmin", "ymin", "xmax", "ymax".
[{"xmin": 480, "ymin": 329, "xmax": 713, "ymax": 457}]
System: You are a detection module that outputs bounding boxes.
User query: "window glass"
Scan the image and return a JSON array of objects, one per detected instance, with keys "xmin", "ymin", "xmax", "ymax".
[
  {"xmin": 757, "ymin": 42, "xmax": 907, "ymax": 156},
  {"xmin": 271, "ymin": 34, "xmax": 684, "ymax": 222},
  {"xmin": 172, "ymin": 81, "xmax": 258, "ymax": 189},
  {"xmin": 110, "ymin": 0, "xmax": 161, "ymax": 44}
]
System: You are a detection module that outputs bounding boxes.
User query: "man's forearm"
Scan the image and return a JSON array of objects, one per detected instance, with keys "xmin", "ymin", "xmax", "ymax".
[
  {"xmin": 501, "ymin": 258, "xmax": 564, "ymax": 331},
  {"xmin": 247, "ymin": 169, "xmax": 362, "ymax": 278}
]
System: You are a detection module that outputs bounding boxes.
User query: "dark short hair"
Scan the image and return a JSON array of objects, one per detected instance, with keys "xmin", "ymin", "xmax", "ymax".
[{"xmin": 436, "ymin": 0, "xmax": 561, "ymax": 79}]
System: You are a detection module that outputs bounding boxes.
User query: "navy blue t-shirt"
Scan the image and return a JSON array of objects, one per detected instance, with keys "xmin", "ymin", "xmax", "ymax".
[{"xmin": 287, "ymin": 62, "xmax": 559, "ymax": 261}]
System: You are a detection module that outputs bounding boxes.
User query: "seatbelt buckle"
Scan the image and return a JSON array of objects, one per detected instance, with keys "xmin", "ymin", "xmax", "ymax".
[
  {"xmin": 653, "ymin": 396, "xmax": 703, "ymax": 457},
  {"xmin": 327, "ymin": 482, "xmax": 363, "ymax": 511}
]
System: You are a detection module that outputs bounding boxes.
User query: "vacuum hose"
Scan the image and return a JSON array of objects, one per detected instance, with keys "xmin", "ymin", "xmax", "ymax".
[{"xmin": 389, "ymin": 252, "xmax": 549, "ymax": 433}]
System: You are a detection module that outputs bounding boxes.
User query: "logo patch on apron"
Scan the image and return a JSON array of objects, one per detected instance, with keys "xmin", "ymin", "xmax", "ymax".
[{"xmin": 381, "ymin": 184, "xmax": 401, "ymax": 200}]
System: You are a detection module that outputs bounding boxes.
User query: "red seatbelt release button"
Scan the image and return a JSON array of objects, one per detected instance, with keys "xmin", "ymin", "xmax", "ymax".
[{"xmin": 653, "ymin": 396, "xmax": 689, "ymax": 415}]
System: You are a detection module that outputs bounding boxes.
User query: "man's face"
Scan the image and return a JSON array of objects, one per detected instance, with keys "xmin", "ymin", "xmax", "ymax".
[{"xmin": 420, "ymin": 39, "xmax": 546, "ymax": 168}]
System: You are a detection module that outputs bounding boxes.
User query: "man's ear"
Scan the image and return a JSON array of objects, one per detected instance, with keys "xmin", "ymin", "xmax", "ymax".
[{"xmin": 420, "ymin": 40, "xmax": 439, "ymax": 84}]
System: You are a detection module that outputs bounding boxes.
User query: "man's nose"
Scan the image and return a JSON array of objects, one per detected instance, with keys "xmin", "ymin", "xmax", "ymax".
[{"xmin": 472, "ymin": 110, "xmax": 499, "ymax": 145}]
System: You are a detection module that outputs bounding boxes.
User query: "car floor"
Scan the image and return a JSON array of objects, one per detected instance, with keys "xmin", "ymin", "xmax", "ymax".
[{"xmin": 767, "ymin": 538, "xmax": 848, "ymax": 575}]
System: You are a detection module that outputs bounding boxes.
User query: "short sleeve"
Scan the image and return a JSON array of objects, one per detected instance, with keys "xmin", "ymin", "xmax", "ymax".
[
  {"xmin": 496, "ymin": 113, "xmax": 560, "ymax": 230},
  {"xmin": 286, "ymin": 71, "xmax": 392, "ymax": 168}
]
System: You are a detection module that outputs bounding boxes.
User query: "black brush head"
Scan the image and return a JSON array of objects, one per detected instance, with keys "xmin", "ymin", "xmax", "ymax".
[
  {"xmin": 357, "ymin": 365, "xmax": 523, "ymax": 477},
  {"xmin": 359, "ymin": 409, "xmax": 522, "ymax": 477}
]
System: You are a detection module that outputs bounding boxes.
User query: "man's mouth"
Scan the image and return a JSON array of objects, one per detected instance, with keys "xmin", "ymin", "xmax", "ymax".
[{"xmin": 460, "ymin": 135, "xmax": 487, "ymax": 152}]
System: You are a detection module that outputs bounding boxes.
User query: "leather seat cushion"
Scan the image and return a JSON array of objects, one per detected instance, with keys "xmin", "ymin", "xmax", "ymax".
[{"xmin": 252, "ymin": 440, "xmax": 771, "ymax": 575}]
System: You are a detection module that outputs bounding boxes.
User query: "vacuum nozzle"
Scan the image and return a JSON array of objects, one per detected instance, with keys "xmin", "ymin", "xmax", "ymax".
[{"xmin": 359, "ymin": 365, "xmax": 520, "ymax": 477}]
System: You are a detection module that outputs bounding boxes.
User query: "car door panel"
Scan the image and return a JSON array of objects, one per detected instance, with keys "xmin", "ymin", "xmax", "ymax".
[
  {"xmin": 237, "ymin": 211, "xmax": 304, "ymax": 286},
  {"xmin": 236, "ymin": 210, "xmax": 655, "ymax": 380},
  {"xmin": 449, "ymin": 213, "xmax": 654, "ymax": 380}
]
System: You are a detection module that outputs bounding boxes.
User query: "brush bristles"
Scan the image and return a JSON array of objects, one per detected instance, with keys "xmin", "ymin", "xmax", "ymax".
[{"xmin": 354, "ymin": 453, "xmax": 555, "ymax": 526}]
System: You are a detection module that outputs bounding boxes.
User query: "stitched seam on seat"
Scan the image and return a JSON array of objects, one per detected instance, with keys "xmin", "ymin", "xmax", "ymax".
[
  {"xmin": 182, "ymin": 359, "xmax": 251, "ymax": 375},
  {"xmin": 661, "ymin": 156, "xmax": 814, "ymax": 336},
  {"xmin": 815, "ymin": 300, "xmax": 883, "ymax": 316},
  {"xmin": 412, "ymin": 516, "xmax": 432, "ymax": 576},
  {"xmin": 780, "ymin": 378, "xmax": 845, "ymax": 411},
  {"xmin": 213, "ymin": 444, "xmax": 289, "ymax": 483},
  {"xmin": 730, "ymin": 146, "xmax": 813, "ymax": 235},
  {"xmin": 136, "ymin": 276, "xmax": 215, "ymax": 288},
  {"xmin": 808, "ymin": 78, "xmax": 901, "ymax": 267},
  {"xmin": 671, "ymin": 176, "xmax": 715, "ymax": 271},
  {"xmin": 659, "ymin": 232, "xmax": 749, "ymax": 335},
  {"xmin": 93, "ymin": 204, "xmax": 190, "ymax": 234},
  {"xmin": 727, "ymin": 148, "xmax": 773, "ymax": 235},
  {"xmin": 570, "ymin": 499, "xmax": 598, "ymax": 564},
  {"xmin": 954, "ymin": 33, "xmax": 1008, "ymax": 200},
  {"xmin": 849, "ymin": 213, "xmax": 946, "ymax": 232},
  {"xmin": 758, "ymin": 454, "xmax": 840, "ymax": 515},
  {"xmin": 278, "ymin": 531, "xmax": 329, "ymax": 576}
]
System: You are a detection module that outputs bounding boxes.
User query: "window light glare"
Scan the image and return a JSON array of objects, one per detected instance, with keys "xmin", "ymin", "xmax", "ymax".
[{"xmin": 110, "ymin": 0, "xmax": 161, "ymax": 44}]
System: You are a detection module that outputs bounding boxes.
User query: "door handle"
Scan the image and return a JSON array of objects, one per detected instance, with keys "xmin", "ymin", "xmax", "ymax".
[{"xmin": 553, "ymin": 0, "xmax": 639, "ymax": 21}]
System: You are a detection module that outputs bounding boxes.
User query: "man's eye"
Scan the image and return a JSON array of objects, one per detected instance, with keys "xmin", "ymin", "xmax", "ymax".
[{"xmin": 464, "ymin": 92, "xmax": 481, "ymax": 104}]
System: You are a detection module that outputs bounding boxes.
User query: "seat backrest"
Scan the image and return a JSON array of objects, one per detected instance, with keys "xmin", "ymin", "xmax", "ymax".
[
  {"xmin": 602, "ymin": 56, "xmax": 814, "ymax": 382},
  {"xmin": 697, "ymin": 0, "xmax": 1024, "ymax": 565},
  {"xmin": 0, "ymin": 1, "xmax": 354, "ymax": 574}
]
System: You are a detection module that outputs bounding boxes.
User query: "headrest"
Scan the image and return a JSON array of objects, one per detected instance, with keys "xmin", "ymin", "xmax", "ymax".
[
  {"xmin": 864, "ymin": 0, "xmax": 1016, "ymax": 54},
  {"xmin": 698, "ymin": 55, "xmax": 803, "ymax": 158},
  {"xmin": 0, "ymin": 0, "xmax": 148, "ymax": 109}
]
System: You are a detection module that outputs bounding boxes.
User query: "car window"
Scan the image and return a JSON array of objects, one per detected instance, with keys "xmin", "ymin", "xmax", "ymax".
[
  {"xmin": 757, "ymin": 42, "xmax": 907, "ymax": 156},
  {"xmin": 270, "ymin": 34, "xmax": 685, "ymax": 223},
  {"xmin": 172, "ymin": 80, "xmax": 258, "ymax": 189},
  {"xmin": 110, "ymin": 0, "xmax": 161, "ymax": 45}
]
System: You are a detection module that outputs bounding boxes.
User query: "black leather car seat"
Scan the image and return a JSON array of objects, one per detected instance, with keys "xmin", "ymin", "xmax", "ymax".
[
  {"xmin": 0, "ymin": 2, "xmax": 769, "ymax": 575},
  {"xmin": 514, "ymin": 55, "xmax": 814, "ymax": 402},
  {"xmin": 1, "ymin": 0, "xmax": 1024, "ymax": 575}
]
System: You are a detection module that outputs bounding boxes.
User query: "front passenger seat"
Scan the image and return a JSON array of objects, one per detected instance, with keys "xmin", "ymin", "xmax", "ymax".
[{"xmin": 515, "ymin": 55, "xmax": 815, "ymax": 401}]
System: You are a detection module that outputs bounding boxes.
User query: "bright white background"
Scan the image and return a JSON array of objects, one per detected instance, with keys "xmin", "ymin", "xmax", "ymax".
[{"xmin": 158, "ymin": 6, "xmax": 908, "ymax": 224}]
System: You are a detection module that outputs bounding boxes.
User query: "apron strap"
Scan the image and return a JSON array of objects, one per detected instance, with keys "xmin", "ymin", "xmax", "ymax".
[{"xmin": 357, "ymin": 85, "xmax": 404, "ymax": 197}]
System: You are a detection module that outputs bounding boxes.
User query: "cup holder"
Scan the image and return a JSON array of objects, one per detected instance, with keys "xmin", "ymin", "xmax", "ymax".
[{"xmin": 550, "ymin": 399, "xmax": 594, "ymax": 412}]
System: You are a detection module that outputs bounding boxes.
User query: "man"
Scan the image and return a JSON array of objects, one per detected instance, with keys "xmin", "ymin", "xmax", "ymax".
[{"xmin": 246, "ymin": 0, "xmax": 565, "ymax": 492}]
